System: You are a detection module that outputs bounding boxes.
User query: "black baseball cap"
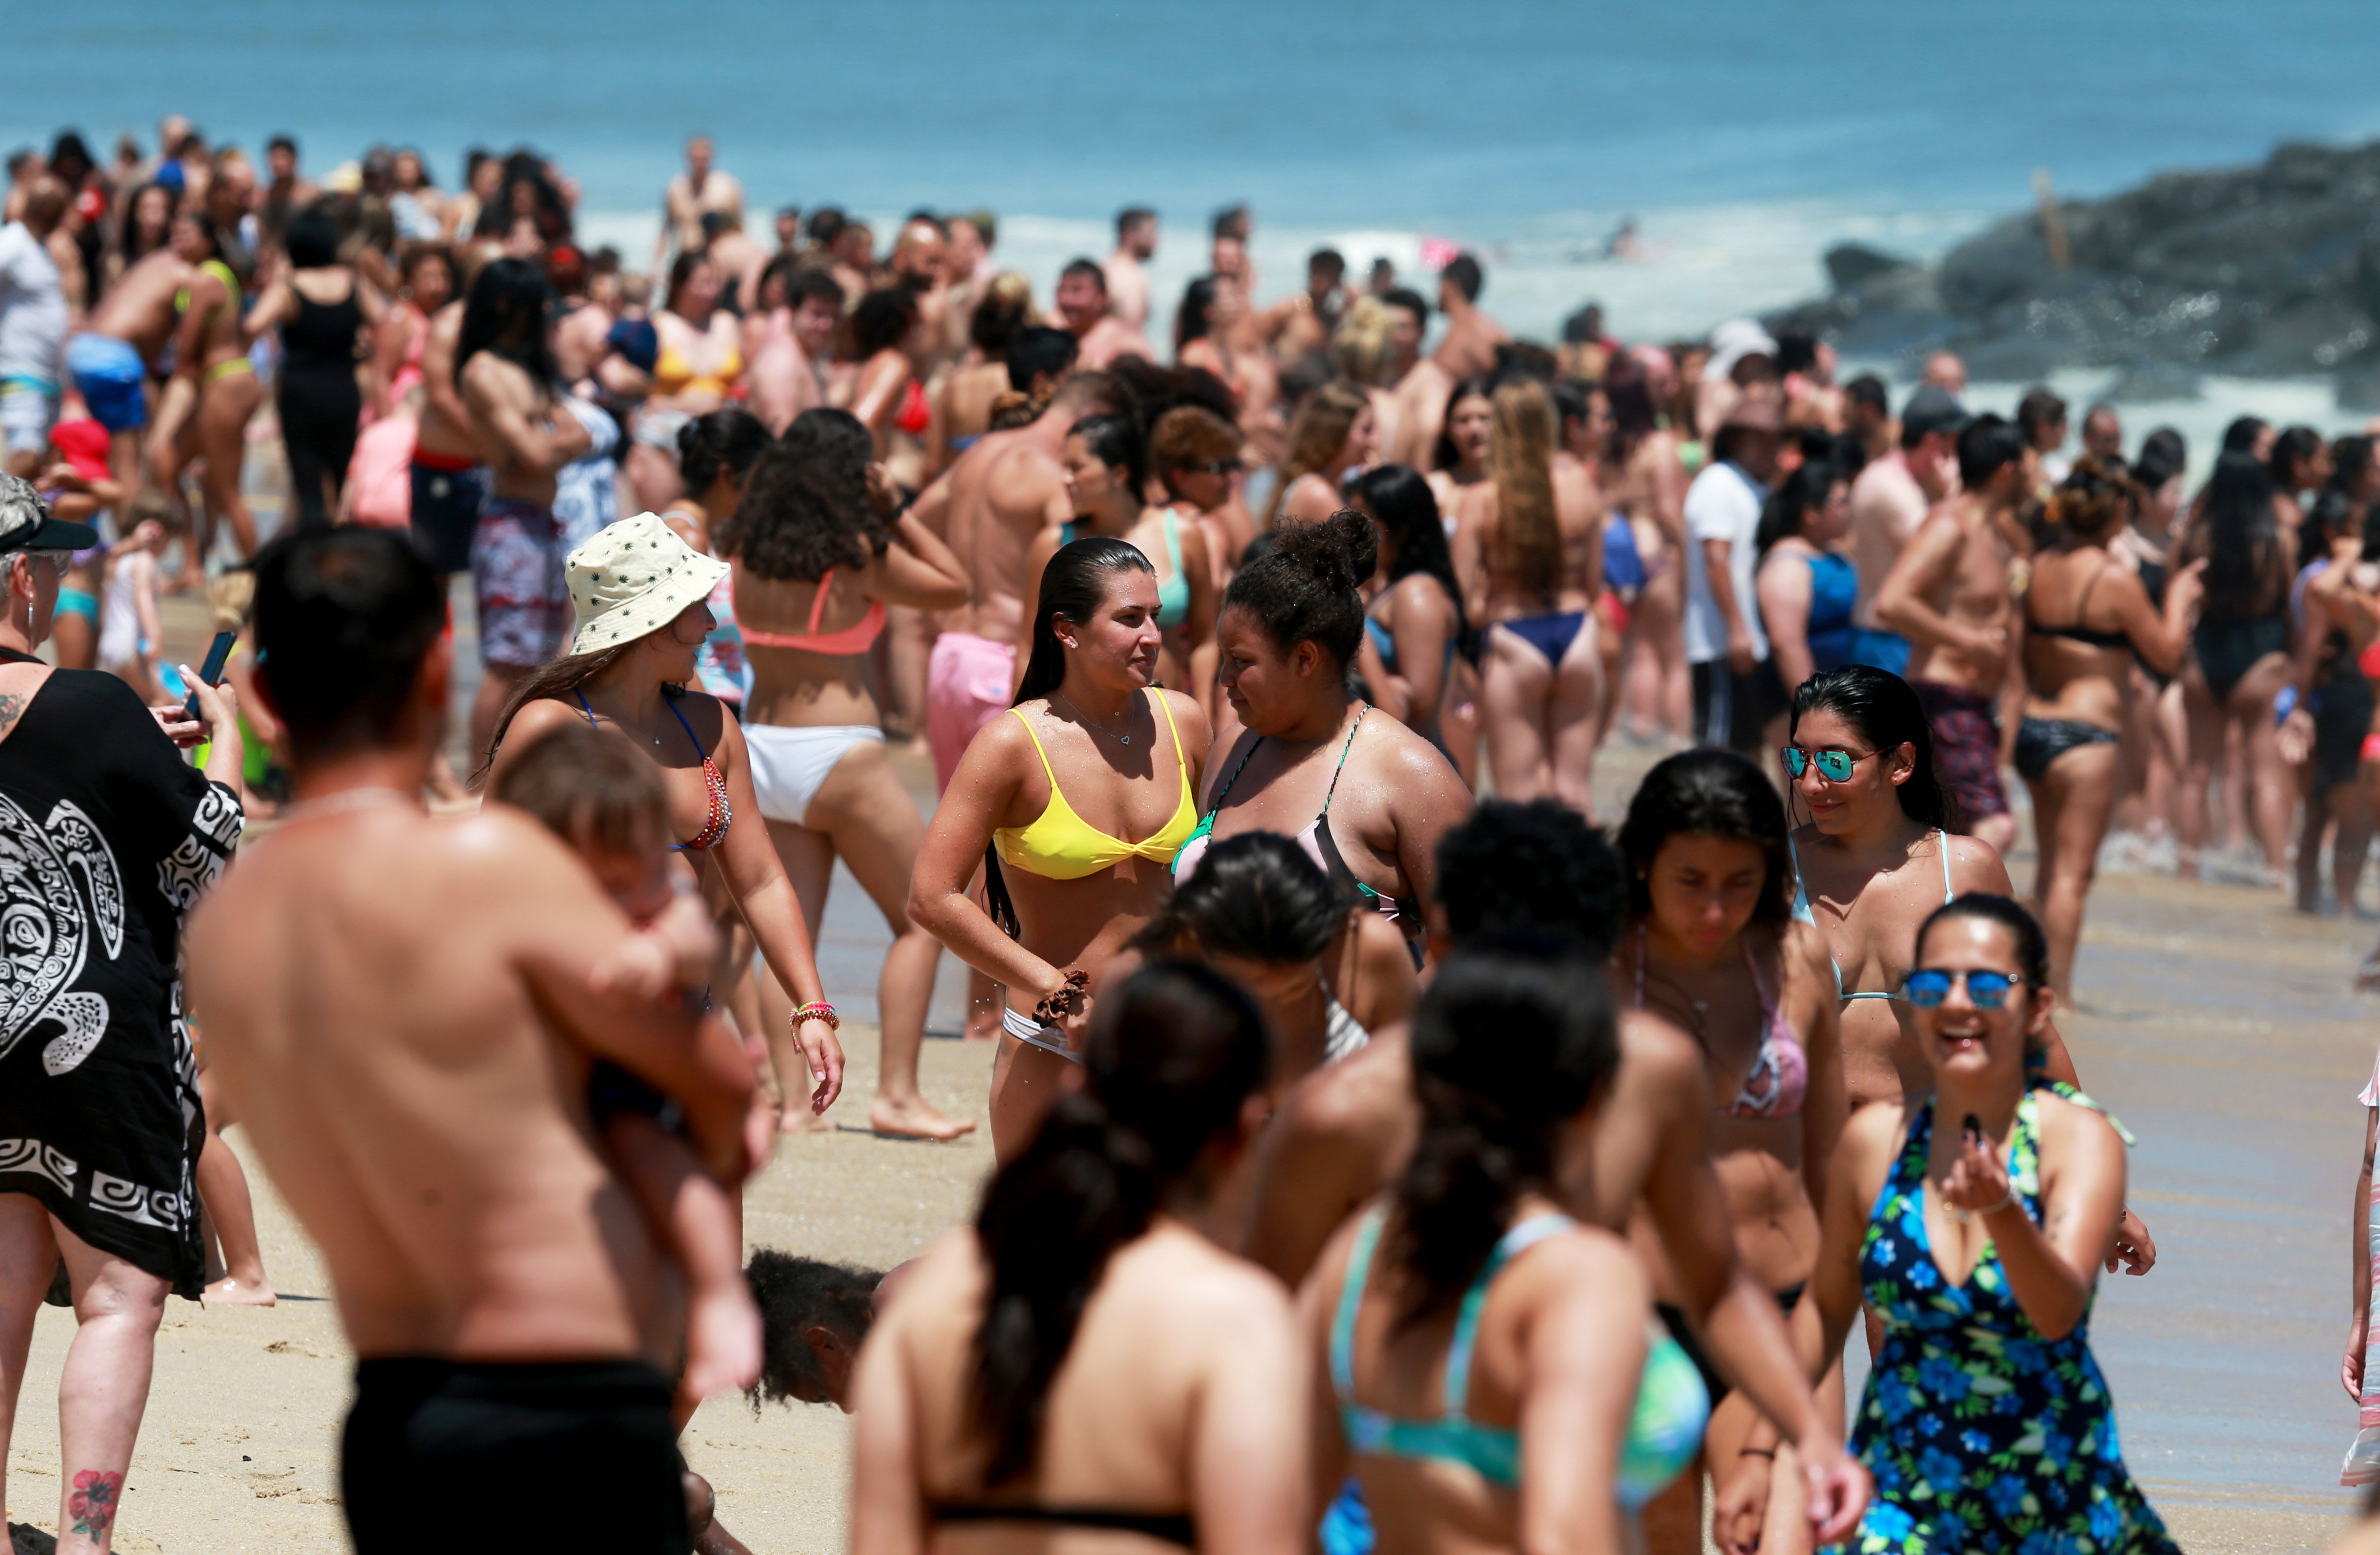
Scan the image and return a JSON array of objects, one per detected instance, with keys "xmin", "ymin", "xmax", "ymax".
[
  {"xmin": 1901, "ymin": 384, "xmax": 1971, "ymax": 439},
  {"xmin": 0, "ymin": 474, "xmax": 98, "ymax": 556}
]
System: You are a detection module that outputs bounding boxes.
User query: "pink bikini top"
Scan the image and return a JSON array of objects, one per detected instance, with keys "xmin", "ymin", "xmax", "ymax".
[
  {"xmin": 739, "ymin": 567, "xmax": 886, "ymax": 656},
  {"xmin": 1633, "ymin": 926, "xmax": 1808, "ymax": 1120}
]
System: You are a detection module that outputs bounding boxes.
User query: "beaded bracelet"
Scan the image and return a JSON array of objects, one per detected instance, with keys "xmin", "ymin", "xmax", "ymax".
[{"xmin": 793, "ymin": 1001, "xmax": 839, "ymax": 1031}]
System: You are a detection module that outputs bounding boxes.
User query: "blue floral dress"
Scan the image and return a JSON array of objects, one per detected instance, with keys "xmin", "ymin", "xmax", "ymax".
[{"xmin": 1845, "ymin": 1088, "xmax": 2176, "ymax": 1555}]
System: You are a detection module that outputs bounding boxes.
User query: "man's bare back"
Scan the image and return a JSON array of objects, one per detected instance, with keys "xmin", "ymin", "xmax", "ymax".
[
  {"xmin": 1393, "ymin": 357, "xmax": 1454, "ymax": 470},
  {"xmin": 921, "ymin": 418, "xmax": 1071, "ymax": 645},
  {"xmin": 186, "ymin": 804, "xmax": 748, "ymax": 1362},
  {"xmin": 83, "ymin": 248, "xmax": 188, "ymax": 362}
]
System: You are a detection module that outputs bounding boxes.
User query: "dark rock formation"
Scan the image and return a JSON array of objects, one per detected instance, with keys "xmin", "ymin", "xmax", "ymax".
[{"xmin": 1767, "ymin": 138, "xmax": 2380, "ymax": 402}]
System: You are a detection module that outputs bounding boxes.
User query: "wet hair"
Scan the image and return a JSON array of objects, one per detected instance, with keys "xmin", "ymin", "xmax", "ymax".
[
  {"xmin": 1431, "ymin": 374, "xmax": 1496, "ymax": 473},
  {"xmin": 1845, "ymin": 373, "xmax": 1889, "ymax": 415},
  {"xmin": 746, "ymin": 1250, "xmax": 883, "ymax": 1407},
  {"xmin": 1754, "ymin": 459, "xmax": 1845, "ymax": 558},
  {"xmin": 2270, "ymin": 425, "xmax": 2325, "ymax": 490},
  {"xmin": 1914, "ymin": 893, "xmax": 2051, "ymax": 1015},
  {"xmin": 851, "ymin": 287, "xmax": 917, "ymax": 359},
  {"xmin": 2046, "ymin": 455, "xmax": 2134, "ymax": 544},
  {"xmin": 1149, "ymin": 405, "xmax": 1241, "ymax": 491},
  {"xmin": 2015, "ymin": 386, "xmax": 2068, "ymax": 445},
  {"xmin": 2197, "ymin": 451, "xmax": 2281, "ymax": 619},
  {"xmin": 490, "ymin": 722, "xmax": 670, "ymax": 862},
  {"xmin": 1068, "ymin": 413, "xmax": 1146, "ymax": 497},
  {"xmin": 1486, "ymin": 378, "xmax": 1561, "ymax": 597},
  {"xmin": 455, "ymin": 256, "xmax": 557, "ymax": 392},
  {"xmin": 1790, "ymin": 666, "xmax": 1954, "ymax": 832},
  {"xmin": 1059, "ymin": 256, "xmax": 1107, "ymax": 293},
  {"xmin": 1392, "ymin": 934, "xmax": 1617, "ymax": 1327},
  {"xmin": 724, "ymin": 406, "xmax": 886, "ymax": 581},
  {"xmin": 676, "ymin": 406, "xmax": 770, "ymax": 498},
  {"xmin": 1134, "ymin": 832, "xmax": 1349, "ymax": 965},
  {"xmin": 1955, "ymin": 413, "xmax": 2026, "ymax": 492},
  {"xmin": 785, "ymin": 266, "xmax": 845, "ymax": 312},
  {"xmin": 1265, "ymin": 380, "xmax": 1371, "ymax": 525},
  {"xmin": 2133, "ymin": 427, "xmax": 2187, "ymax": 494},
  {"xmin": 971, "ymin": 961, "xmax": 1269, "ymax": 1486},
  {"xmin": 282, "ymin": 204, "xmax": 340, "ymax": 269},
  {"xmin": 1440, "ymin": 252, "xmax": 1484, "ymax": 303},
  {"xmin": 1006, "ymin": 325, "xmax": 1080, "ymax": 394},
  {"xmin": 1618, "ymin": 750, "xmax": 1792, "ymax": 925},
  {"xmin": 1014, "ymin": 537, "xmax": 1155, "ymax": 710},
  {"xmin": 2220, "ymin": 416, "xmax": 2269, "ymax": 456},
  {"xmin": 1221, "ymin": 506, "xmax": 1374, "ymax": 673},
  {"xmin": 251, "ymin": 528, "xmax": 446, "ymax": 761},
  {"xmin": 1351, "ymin": 464, "xmax": 1464, "ymax": 635},
  {"xmin": 1434, "ymin": 799, "xmax": 1627, "ymax": 955},
  {"xmin": 1174, "ymin": 275, "xmax": 1223, "ymax": 350},
  {"xmin": 969, "ymin": 272, "xmax": 1034, "ymax": 356}
]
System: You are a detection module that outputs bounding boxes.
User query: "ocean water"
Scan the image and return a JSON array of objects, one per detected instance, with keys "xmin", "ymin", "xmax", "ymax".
[{"xmin": 14, "ymin": 1, "xmax": 2380, "ymax": 437}]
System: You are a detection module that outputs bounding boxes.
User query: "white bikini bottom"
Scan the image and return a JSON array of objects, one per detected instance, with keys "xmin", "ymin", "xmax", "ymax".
[
  {"xmin": 1001, "ymin": 1005, "xmax": 1082, "ymax": 1064},
  {"xmin": 742, "ymin": 723, "xmax": 883, "ymax": 828}
]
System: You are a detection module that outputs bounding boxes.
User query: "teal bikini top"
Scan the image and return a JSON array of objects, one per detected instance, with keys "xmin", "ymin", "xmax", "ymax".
[
  {"xmin": 1328, "ymin": 1206, "xmax": 1708, "ymax": 1510},
  {"xmin": 1789, "ymin": 828, "xmax": 1953, "ymax": 1002},
  {"xmin": 1059, "ymin": 509, "xmax": 1190, "ymax": 629}
]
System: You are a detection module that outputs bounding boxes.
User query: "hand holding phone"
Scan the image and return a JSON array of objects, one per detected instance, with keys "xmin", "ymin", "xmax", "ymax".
[{"xmin": 183, "ymin": 630, "xmax": 236, "ymax": 724}]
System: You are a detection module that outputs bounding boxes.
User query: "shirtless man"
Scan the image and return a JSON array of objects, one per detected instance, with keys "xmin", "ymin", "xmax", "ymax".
[
  {"xmin": 1052, "ymin": 258, "xmax": 1149, "ymax": 371},
  {"xmin": 1429, "ymin": 252, "xmax": 1507, "ymax": 382},
  {"xmin": 890, "ymin": 216, "xmax": 955, "ymax": 373},
  {"xmin": 746, "ymin": 265, "xmax": 841, "ymax": 434},
  {"xmin": 1874, "ymin": 412, "xmax": 2027, "ymax": 853},
  {"xmin": 1382, "ymin": 286, "xmax": 1451, "ymax": 470},
  {"xmin": 1243, "ymin": 801, "xmax": 1869, "ymax": 1546},
  {"xmin": 1843, "ymin": 373, "xmax": 1893, "ymax": 466},
  {"xmin": 185, "ymin": 528, "xmax": 758, "ymax": 1552},
  {"xmin": 65, "ymin": 243, "xmax": 189, "ymax": 490},
  {"xmin": 457, "ymin": 258, "xmax": 592, "ymax": 760},
  {"xmin": 1210, "ymin": 204, "xmax": 1256, "ymax": 298},
  {"xmin": 1103, "ymin": 207, "xmax": 1157, "ymax": 336},
  {"xmin": 653, "ymin": 135, "xmax": 743, "ymax": 274},
  {"xmin": 1846, "ymin": 383, "xmax": 1963, "ymax": 678},
  {"xmin": 1264, "ymin": 247, "xmax": 1348, "ymax": 362},
  {"xmin": 407, "ymin": 279, "xmax": 483, "ymax": 577}
]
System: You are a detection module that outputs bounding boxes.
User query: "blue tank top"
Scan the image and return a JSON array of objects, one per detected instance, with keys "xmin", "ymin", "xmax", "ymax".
[{"xmin": 1805, "ymin": 551, "xmax": 1859, "ymax": 673}]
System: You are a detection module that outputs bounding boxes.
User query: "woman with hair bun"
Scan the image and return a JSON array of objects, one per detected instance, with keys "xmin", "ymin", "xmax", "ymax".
[
  {"xmin": 1178, "ymin": 508, "xmax": 1470, "ymax": 965},
  {"xmin": 912, "ymin": 537, "xmax": 1212, "ymax": 1159},
  {"xmin": 851, "ymin": 961, "xmax": 1306, "ymax": 1555}
]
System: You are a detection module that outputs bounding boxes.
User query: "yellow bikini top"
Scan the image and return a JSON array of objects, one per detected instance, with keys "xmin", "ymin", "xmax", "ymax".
[
  {"xmin": 653, "ymin": 340, "xmax": 743, "ymax": 399},
  {"xmin": 994, "ymin": 691, "xmax": 1198, "ymax": 881}
]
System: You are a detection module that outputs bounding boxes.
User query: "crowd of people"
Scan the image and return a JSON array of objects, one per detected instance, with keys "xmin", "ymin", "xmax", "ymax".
[{"xmin": 2, "ymin": 113, "xmax": 2366, "ymax": 1555}]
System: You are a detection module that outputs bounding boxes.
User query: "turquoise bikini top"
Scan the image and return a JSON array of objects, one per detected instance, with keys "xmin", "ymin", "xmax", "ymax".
[
  {"xmin": 1328, "ymin": 1205, "xmax": 1708, "ymax": 1510},
  {"xmin": 1058, "ymin": 509, "xmax": 1190, "ymax": 629}
]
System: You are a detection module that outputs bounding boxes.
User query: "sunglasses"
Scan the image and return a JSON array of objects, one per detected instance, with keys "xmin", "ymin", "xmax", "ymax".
[
  {"xmin": 1902, "ymin": 968, "xmax": 2025, "ymax": 1009},
  {"xmin": 1780, "ymin": 745, "xmax": 1874, "ymax": 782}
]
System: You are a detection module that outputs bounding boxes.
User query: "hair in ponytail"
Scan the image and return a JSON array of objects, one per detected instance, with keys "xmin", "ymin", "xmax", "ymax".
[
  {"xmin": 1789, "ymin": 665, "xmax": 1956, "ymax": 833},
  {"xmin": 1220, "ymin": 506, "xmax": 1375, "ymax": 671},
  {"xmin": 1392, "ymin": 934, "xmax": 1617, "ymax": 1328},
  {"xmin": 970, "ymin": 961, "xmax": 1271, "ymax": 1485}
]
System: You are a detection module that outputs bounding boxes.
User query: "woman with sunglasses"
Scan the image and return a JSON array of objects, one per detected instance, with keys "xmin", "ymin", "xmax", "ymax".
[
  {"xmin": 1798, "ymin": 894, "xmax": 2177, "ymax": 1555},
  {"xmin": 1617, "ymin": 751, "xmax": 1846, "ymax": 1555}
]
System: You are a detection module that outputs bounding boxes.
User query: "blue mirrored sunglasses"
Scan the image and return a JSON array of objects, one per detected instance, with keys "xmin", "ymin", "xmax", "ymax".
[
  {"xmin": 1780, "ymin": 745, "xmax": 1871, "ymax": 782},
  {"xmin": 1902, "ymin": 968, "xmax": 2024, "ymax": 1009}
]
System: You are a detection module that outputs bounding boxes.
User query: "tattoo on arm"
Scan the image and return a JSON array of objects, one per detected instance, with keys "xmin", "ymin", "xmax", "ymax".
[
  {"xmin": 0, "ymin": 691, "xmax": 24, "ymax": 739},
  {"xmin": 69, "ymin": 1469, "xmax": 122, "ymax": 1537}
]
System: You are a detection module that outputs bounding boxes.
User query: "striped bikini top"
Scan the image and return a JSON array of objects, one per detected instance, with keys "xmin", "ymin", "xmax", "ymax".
[{"xmin": 1788, "ymin": 828, "xmax": 1953, "ymax": 1001}]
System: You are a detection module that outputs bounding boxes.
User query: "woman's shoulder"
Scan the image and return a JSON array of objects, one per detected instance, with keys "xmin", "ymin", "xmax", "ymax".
[
  {"xmin": 2030, "ymin": 1085, "xmax": 2128, "ymax": 1152},
  {"xmin": 1357, "ymin": 704, "xmax": 1460, "ymax": 783},
  {"xmin": 1123, "ymin": 1221, "xmax": 1297, "ymax": 1320},
  {"xmin": 508, "ymin": 694, "xmax": 585, "ymax": 742},
  {"xmin": 1389, "ymin": 570, "xmax": 1454, "ymax": 614},
  {"xmin": 1939, "ymin": 830, "xmax": 2011, "ymax": 893}
]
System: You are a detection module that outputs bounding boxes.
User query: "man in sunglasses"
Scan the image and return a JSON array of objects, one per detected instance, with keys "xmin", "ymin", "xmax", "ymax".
[{"xmin": 1874, "ymin": 413, "xmax": 2029, "ymax": 854}]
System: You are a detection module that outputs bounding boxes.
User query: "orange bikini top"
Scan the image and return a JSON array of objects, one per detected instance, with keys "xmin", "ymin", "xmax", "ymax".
[{"xmin": 739, "ymin": 568, "xmax": 886, "ymax": 656}]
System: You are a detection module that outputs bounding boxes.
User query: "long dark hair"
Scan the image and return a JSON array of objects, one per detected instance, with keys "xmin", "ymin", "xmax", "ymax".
[
  {"xmin": 2198, "ymin": 450, "xmax": 2281, "ymax": 620},
  {"xmin": 1069, "ymin": 413, "xmax": 1147, "ymax": 498},
  {"xmin": 1789, "ymin": 665, "xmax": 1955, "ymax": 833},
  {"xmin": 1754, "ymin": 460, "xmax": 1842, "ymax": 558},
  {"xmin": 1618, "ymin": 749, "xmax": 1793, "ymax": 925},
  {"xmin": 1392, "ymin": 935, "xmax": 1617, "ymax": 1327},
  {"xmin": 971, "ymin": 962, "xmax": 1270, "ymax": 1485},
  {"xmin": 1174, "ymin": 274, "xmax": 1221, "ymax": 351},
  {"xmin": 1601, "ymin": 349, "xmax": 1661, "ymax": 462},
  {"xmin": 1430, "ymin": 374, "xmax": 1496, "ymax": 474},
  {"xmin": 1133, "ymin": 831, "xmax": 1350, "ymax": 964},
  {"xmin": 1351, "ymin": 464, "xmax": 1466, "ymax": 638},
  {"xmin": 986, "ymin": 538, "xmax": 1157, "ymax": 936},
  {"xmin": 1220, "ymin": 506, "xmax": 1374, "ymax": 674},
  {"xmin": 677, "ymin": 406, "xmax": 771, "ymax": 501},
  {"xmin": 455, "ymin": 256, "xmax": 558, "ymax": 393},
  {"xmin": 724, "ymin": 407, "xmax": 887, "ymax": 580},
  {"xmin": 472, "ymin": 642, "xmax": 648, "ymax": 781}
]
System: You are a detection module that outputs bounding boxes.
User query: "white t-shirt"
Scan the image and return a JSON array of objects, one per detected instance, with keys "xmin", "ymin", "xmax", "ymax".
[
  {"xmin": 1682, "ymin": 460, "xmax": 1769, "ymax": 665},
  {"xmin": 0, "ymin": 222, "xmax": 66, "ymax": 386}
]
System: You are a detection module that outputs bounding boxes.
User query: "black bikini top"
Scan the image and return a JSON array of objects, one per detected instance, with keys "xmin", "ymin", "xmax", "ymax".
[{"xmin": 2030, "ymin": 560, "xmax": 2131, "ymax": 650}]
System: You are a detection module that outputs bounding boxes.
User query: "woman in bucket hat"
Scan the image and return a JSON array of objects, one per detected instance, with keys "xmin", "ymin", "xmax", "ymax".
[{"xmin": 480, "ymin": 511, "xmax": 845, "ymax": 1120}]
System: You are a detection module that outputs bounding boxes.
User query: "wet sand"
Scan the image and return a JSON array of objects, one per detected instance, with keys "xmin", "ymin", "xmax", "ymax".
[{"xmin": 8, "ymin": 585, "xmax": 2367, "ymax": 1551}]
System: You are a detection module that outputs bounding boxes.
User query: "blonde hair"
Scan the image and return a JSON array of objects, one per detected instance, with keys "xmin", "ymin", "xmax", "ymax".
[
  {"xmin": 1333, "ymin": 296, "xmax": 1392, "ymax": 385},
  {"xmin": 1264, "ymin": 380, "xmax": 1371, "ymax": 527},
  {"xmin": 1487, "ymin": 379, "xmax": 1561, "ymax": 598}
]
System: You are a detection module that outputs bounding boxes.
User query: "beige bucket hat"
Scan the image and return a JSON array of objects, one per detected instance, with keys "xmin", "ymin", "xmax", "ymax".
[{"xmin": 566, "ymin": 512, "xmax": 729, "ymax": 656}]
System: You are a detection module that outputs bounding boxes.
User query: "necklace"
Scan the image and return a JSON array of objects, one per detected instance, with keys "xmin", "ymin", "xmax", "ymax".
[
  {"xmin": 1058, "ymin": 689, "xmax": 1135, "ymax": 746},
  {"xmin": 275, "ymin": 787, "xmax": 419, "ymax": 823}
]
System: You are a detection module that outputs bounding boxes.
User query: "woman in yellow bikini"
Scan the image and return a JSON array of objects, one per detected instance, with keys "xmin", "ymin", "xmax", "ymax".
[
  {"xmin": 912, "ymin": 537, "xmax": 1213, "ymax": 1160},
  {"xmin": 153, "ymin": 212, "xmax": 262, "ymax": 561}
]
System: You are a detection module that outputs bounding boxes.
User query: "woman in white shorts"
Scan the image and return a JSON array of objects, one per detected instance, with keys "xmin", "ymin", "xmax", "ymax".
[{"xmin": 725, "ymin": 406, "xmax": 976, "ymax": 1139}]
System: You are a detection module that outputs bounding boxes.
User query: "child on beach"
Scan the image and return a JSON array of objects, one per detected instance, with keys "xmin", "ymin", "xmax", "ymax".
[
  {"xmin": 490, "ymin": 720, "xmax": 763, "ymax": 1415},
  {"xmin": 96, "ymin": 506, "xmax": 171, "ymax": 702}
]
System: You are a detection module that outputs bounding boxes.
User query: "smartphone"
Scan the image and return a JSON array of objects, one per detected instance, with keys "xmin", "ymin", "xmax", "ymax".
[
  {"xmin": 1962, "ymin": 1112, "xmax": 1984, "ymax": 1145},
  {"xmin": 183, "ymin": 630, "xmax": 236, "ymax": 722}
]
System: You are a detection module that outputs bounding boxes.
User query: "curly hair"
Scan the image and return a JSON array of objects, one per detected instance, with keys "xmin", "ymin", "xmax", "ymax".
[{"xmin": 721, "ymin": 407, "xmax": 888, "ymax": 580}]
